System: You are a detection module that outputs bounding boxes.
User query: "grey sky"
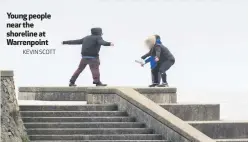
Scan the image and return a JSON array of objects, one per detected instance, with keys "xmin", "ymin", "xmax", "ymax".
[{"xmin": 1, "ymin": 0, "xmax": 248, "ymax": 120}]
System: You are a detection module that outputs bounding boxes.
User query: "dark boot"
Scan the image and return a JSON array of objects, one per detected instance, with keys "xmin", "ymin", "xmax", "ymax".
[
  {"xmin": 69, "ymin": 82, "xmax": 77, "ymax": 87},
  {"xmin": 93, "ymin": 81, "xmax": 107, "ymax": 86}
]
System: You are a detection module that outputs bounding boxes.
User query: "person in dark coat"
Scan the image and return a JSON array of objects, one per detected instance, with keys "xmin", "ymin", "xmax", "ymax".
[
  {"xmin": 62, "ymin": 27, "xmax": 114, "ymax": 87},
  {"xmin": 141, "ymin": 35, "xmax": 175, "ymax": 87}
]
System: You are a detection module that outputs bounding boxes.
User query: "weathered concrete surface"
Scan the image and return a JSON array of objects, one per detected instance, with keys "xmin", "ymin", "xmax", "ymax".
[
  {"xmin": 18, "ymin": 87, "xmax": 177, "ymax": 103},
  {"xmin": 1, "ymin": 70, "xmax": 29, "ymax": 142},
  {"xmin": 160, "ymin": 103, "xmax": 220, "ymax": 121},
  {"xmin": 27, "ymin": 128, "xmax": 154, "ymax": 135},
  {"xmin": 134, "ymin": 88, "xmax": 177, "ymax": 103},
  {"xmin": 29, "ymin": 135, "xmax": 166, "ymax": 141},
  {"xmin": 20, "ymin": 111, "xmax": 128, "ymax": 117},
  {"xmin": 22, "ymin": 117, "xmax": 136, "ymax": 123},
  {"xmin": 23, "ymin": 122, "xmax": 146, "ymax": 128},
  {"xmin": 188, "ymin": 121, "xmax": 248, "ymax": 139},
  {"xmin": 19, "ymin": 104, "xmax": 118, "ymax": 111}
]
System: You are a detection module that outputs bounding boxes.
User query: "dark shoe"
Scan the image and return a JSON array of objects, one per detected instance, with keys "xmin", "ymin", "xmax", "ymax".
[
  {"xmin": 148, "ymin": 83, "xmax": 158, "ymax": 87},
  {"xmin": 69, "ymin": 82, "xmax": 77, "ymax": 87},
  {"xmin": 157, "ymin": 83, "xmax": 169, "ymax": 87},
  {"xmin": 94, "ymin": 82, "xmax": 107, "ymax": 86}
]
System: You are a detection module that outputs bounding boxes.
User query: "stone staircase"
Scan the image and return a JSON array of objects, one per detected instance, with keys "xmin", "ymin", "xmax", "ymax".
[
  {"xmin": 20, "ymin": 104, "xmax": 170, "ymax": 142},
  {"xmin": 17, "ymin": 87, "xmax": 248, "ymax": 142}
]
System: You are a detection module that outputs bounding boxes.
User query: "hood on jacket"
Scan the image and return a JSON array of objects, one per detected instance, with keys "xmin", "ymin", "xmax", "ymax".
[
  {"xmin": 155, "ymin": 35, "xmax": 162, "ymax": 44},
  {"xmin": 91, "ymin": 28, "xmax": 103, "ymax": 35},
  {"xmin": 155, "ymin": 35, "xmax": 160, "ymax": 40}
]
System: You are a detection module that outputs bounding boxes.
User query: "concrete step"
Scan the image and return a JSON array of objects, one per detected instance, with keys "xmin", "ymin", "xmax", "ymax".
[
  {"xmin": 20, "ymin": 104, "xmax": 118, "ymax": 111},
  {"xmin": 29, "ymin": 134, "xmax": 163, "ymax": 140},
  {"xmin": 18, "ymin": 90, "xmax": 87, "ymax": 101},
  {"xmin": 22, "ymin": 117, "xmax": 135, "ymax": 122},
  {"xmin": 188, "ymin": 121, "xmax": 248, "ymax": 139},
  {"xmin": 159, "ymin": 103, "xmax": 220, "ymax": 121},
  {"xmin": 24, "ymin": 122, "xmax": 145, "ymax": 128},
  {"xmin": 27, "ymin": 128, "xmax": 153, "ymax": 135},
  {"xmin": 215, "ymin": 139, "xmax": 248, "ymax": 142},
  {"xmin": 18, "ymin": 100, "xmax": 87, "ymax": 106},
  {"xmin": 31, "ymin": 140, "xmax": 170, "ymax": 142},
  {"xmin": 20, "ymin": 111, "xmax": 128, "ymax": 117}
]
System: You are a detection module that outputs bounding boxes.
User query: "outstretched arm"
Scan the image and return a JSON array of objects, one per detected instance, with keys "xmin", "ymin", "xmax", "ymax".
[
  {"xmin": 62, "ymin": 38, "xmax": 84, "ymax": 45},
  {"xmin": 97, "ymin": 36, "xmax": 111, "ymax": 46}
]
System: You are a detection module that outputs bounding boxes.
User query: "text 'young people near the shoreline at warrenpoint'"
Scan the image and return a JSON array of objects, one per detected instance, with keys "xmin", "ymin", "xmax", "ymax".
[{"xmin": 5, "ymin": 12, "xmax": 56, "ymax": 55}]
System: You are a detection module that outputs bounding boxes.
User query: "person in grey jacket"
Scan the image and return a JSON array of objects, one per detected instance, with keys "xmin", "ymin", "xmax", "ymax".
[
  {"xmin": 141, "ymin": 35, "xmax": 175, "ymax": 87},
  {"xmin": 62, "ymin": 27, "xmax": 114, "ymax": 87}
]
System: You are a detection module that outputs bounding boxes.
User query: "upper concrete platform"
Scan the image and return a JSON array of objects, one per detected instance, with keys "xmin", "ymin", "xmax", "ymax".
[
  {"xmin": 19, "ymin": 86, "xmax": 177, "ymax": 93},
  {"xmin": 18, "ymin": 87, "xmax": 177, "ymax": 103}
]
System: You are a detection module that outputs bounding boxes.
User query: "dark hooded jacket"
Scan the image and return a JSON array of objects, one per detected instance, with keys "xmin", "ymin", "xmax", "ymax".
[{"xmin": 62, "ymin": 28, "xmax": 111, "ymax": 57}]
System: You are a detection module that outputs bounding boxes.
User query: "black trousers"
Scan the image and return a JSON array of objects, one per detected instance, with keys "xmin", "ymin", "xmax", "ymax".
[
  {"xmin": 151, "ymin": 60, "xmax": 175, "ymax": 84},
  {"xmin": 151, "ymin": 71, "xmax": 161, "ymax": 84}
]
